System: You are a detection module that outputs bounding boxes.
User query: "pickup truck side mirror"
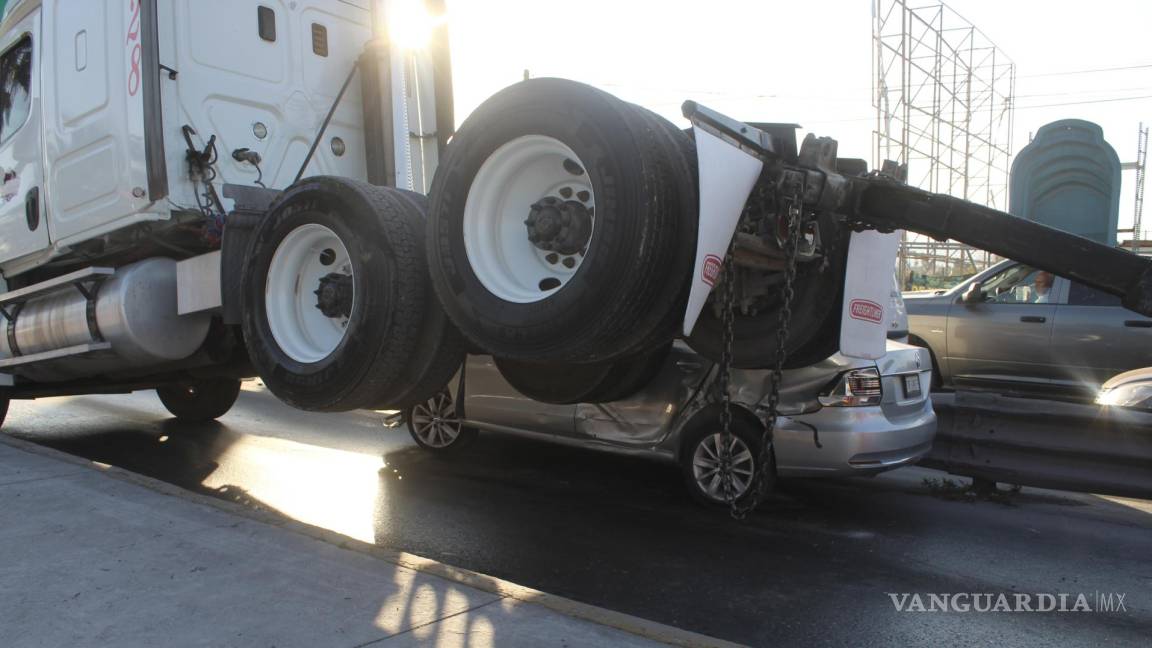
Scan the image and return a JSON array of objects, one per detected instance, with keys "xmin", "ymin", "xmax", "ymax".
[{"xmin": 962, "ymin": 281, "xmax": 986, "ymax": 304}]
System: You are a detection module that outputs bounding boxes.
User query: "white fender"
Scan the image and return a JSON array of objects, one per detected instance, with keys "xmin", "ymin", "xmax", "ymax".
[
  {"xmin": 682, "ymin": 127, "xmax": 764, "ymax": 336},
  {"xmin": 839, "ymin": 230, "xmax": 902, "ymax": 359}
]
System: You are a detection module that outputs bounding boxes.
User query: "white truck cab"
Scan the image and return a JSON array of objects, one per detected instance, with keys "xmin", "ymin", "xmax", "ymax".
[
  {"xmin": 0, "ymin": 0, "xmax": 379, "ymax": 276},
  {"xmin": 0, "ymin": 0, "xmax": 454, "ymax": 410}
]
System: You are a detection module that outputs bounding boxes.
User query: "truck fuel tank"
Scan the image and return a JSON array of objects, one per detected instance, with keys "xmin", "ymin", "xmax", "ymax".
[{"xmin": 0, "ymin": 258, "xmax": 211, "ymax": 382}]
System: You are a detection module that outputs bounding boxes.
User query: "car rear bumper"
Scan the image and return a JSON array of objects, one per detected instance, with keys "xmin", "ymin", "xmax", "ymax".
[{"xmin": 772, "ymin": 397, "xmax": 936, "ymax": 477}]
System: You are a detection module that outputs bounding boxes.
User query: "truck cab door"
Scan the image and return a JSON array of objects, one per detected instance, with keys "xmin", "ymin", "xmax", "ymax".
[{"xmin": 0, "ymin": 12, "xmax": 48, "ymax": 266}]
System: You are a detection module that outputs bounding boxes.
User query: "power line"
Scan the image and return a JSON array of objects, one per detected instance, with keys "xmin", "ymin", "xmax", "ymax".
[
  {"xmin": 1020, "ymin": 63, "xmax": 1152, "ymax": 78},
  {"xmin": 1014, "ymin": 86, "xmax": 1152, "ymax": 99},
  {"xmin": 1014, "ymin": 94, "xmax": 1152, "ymax": 110},
  {"xmin": 809, "ymin": 94, "xmax": 1152, "ymax": 124}
]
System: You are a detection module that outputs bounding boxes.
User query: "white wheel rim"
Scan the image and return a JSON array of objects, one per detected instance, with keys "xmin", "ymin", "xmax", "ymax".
[
  {"xmin": 410, "ymin": 392, "xmax": 462, "ymax": 448},
  {"xmin": 463, "ymin": 135, "xmax": 596, "ymax": 303},
  {"xmin": 692, "ymin": 433, "xmax": 756, "ymax": 502},
  {"xmin": 265, "ymin": 223, "xmax": 354, "ymax": 363}
]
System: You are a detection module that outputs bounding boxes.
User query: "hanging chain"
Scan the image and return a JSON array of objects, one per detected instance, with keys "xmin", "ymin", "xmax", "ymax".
[
  {"xmin": 716, "ymin": 247, "xmax": 738, "ymax": 505},
  {"xmin": 720, "ymin": 186, "xmax": 807, "ymax": 519}
]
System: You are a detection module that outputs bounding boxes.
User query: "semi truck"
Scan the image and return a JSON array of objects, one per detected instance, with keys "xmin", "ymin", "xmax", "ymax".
[{"xmin": 0, "ymin": 0, "xmax": 1149, "ymax": 494}]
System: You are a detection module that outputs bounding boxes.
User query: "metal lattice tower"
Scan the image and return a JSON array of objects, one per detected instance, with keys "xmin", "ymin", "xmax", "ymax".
[
  {"xmin": 873, "ymin": 0, "xmax": 1016, "ymax": 287},
  {"xmin": 1133, "ymin": 123, "xmax": 1148, "ymax": 254}
]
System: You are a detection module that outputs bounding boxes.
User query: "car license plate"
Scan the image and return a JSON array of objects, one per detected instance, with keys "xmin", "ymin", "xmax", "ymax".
[{"xmin": 904, "ymin": 374, "xmax": 922, "ymax": 398}]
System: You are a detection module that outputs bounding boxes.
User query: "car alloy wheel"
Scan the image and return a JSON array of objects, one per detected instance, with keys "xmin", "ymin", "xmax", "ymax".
[
  {"xmin": 691, "ymin": 432, "xmax": 756, "ymax": 503},
  {"xmin": 405, "ymin": 391, "xmax": 477, "ymax": 453}
]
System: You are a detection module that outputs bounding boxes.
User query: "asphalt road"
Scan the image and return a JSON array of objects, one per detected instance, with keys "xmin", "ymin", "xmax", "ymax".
[{"xmin": 5, "ymin": 386, "xmax": 1151, "ymax": 647}]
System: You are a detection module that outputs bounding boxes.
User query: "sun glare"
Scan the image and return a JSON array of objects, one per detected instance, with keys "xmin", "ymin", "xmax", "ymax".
[{"xmin": 385, "ymin": 0, "xmax": 446, "ymax": 50}]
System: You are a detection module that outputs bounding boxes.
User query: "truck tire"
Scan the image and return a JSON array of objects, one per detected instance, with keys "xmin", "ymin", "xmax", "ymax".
[
  {"xmin": 241, "ymin": 177, "xmax": 428, "ymax": 411},
  {"xmin": 494, "ymin": 342, "xmax": 671, "ymax": 405},
  {"xmin": 579, "ymin": 341, "xmax": 672, "ymax": 403},
  {"xmin": 617, "ymin": 104, "xmax": 699, "ymax": 356},
  {"xmin": 0, "ymin": 396, "xmax": 8, "ymax": 429},
  {"xmin": 427, "ymin": 78, "xmax": 697, "ymax": 363},
  {"xmin": 493, "ymin": 357, "xmax": 616, "ymax": 405},
  {"xmin": 156, "ymin": 379, "xmax": 242, "ymax": 422},
  {"xmin": 373, "ymin": 191, "xmax": 468, "ymax": 409},
  {"xmin": 686, "ymin": 210, "xmax": 850, "ymax": 369}
]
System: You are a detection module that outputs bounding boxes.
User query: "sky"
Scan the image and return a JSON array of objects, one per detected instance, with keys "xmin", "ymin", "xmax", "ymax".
[{"xmin": 443, "ymin": 0, "xmax": 1151, "ymax": 235}]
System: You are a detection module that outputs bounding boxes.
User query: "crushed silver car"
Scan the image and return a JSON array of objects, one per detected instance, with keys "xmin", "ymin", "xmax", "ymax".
[{"xmin": 402, "ymin": 341, "xmax": 936, "ymax": 505}]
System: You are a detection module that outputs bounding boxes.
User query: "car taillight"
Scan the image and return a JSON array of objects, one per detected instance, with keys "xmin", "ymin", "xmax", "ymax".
[{"xmin": 819, "ymin": 367, "xmax": 883, "ymax": 407}]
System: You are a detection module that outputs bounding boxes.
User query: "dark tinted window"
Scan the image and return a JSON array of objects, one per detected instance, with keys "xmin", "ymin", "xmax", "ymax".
[
  {"xmin": 258, "ymin": 6, "xmax": 277, "ymax": 42},
  {"xmin": 1068, "ymin": 281, "xmax": 1122, "ymax": 307},
  {"xmin": 0, "ymin": 35, "xmax": 31, "ymax": 144}
]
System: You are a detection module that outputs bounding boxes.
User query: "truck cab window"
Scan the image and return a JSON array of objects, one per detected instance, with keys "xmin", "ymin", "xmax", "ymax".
[{"xmin": 0, "ymin": 35, "xmax": 31, "ymax": 145}]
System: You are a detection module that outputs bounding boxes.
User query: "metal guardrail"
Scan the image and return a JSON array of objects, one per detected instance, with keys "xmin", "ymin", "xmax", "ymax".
[{"xmin": 922, "ymin": 391, "xmax": 1152, "ymax": 500}]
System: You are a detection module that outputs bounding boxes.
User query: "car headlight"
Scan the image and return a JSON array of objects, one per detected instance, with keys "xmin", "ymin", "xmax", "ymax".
[
  {"xmin": 819, "ymin": 367, "xmax": 883, "ymax": 407},
  {"xmin": 1096, "ymin": 383, "xmax": 1152, "ymax": 410}
]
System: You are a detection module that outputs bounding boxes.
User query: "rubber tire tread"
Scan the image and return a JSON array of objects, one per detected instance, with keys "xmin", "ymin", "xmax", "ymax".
[
  {"xmin": 241, "ymin": 176, "xmax": 426, "ymax": 411},
  {"xmin": 427, "ymin": 78, "xmax": 695, "ymax": 363},
  {"xmin": 614, "ymin": 104, "xmax": 699, "ymax": 357},
  {"xmin": 580, "ymin": 342, "xmax": 673, "ymax": 403},
  {"xmin": 493, "ymin": 357, "xmax": 615, "ymax": 405},
  {"xmin": 373, "ymin": 190, "xmax": 468, "ymax": 409},
  {"xmin": 494, "ymin": 341, "xmax": 672, "ymax": 405}
]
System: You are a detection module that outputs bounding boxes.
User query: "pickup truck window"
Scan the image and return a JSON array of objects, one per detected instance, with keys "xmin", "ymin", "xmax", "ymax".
[
  {"xmin": 0, "ymin": 35, "xmax": 31, "ymax": 145},
  {"xmin": 1068, "ymin": 281, "xmax": 1122, "ymax": 307},
  {"xmin": 980, "ymin": 264, "xmax": 1055, "ymax": 304}
]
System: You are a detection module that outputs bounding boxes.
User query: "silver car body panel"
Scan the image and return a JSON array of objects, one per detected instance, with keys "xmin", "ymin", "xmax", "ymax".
[
  {"xmin": 457, "ymin": 341, "xmax": 936, "ymax": 477},
  {"xmin": 572, "ymin": 344, "xmax": 707, "ymax": 448},
  {"xmin": 1049, "ymin": 301, "xmax": 1152, "ymax": 391}
]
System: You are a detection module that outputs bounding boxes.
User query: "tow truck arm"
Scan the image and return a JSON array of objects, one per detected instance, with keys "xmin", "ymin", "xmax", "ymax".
[
  {"xmin": 684, "ymin": 101, "xmax": 1152, "ymax": 318},
  {"xmin": 853, "ymin": 186, "xmax": 1152, "ymax": 316}
]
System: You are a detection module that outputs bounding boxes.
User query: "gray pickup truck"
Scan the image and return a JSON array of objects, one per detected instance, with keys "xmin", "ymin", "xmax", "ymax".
[{"xmin": 905, "ymin": 259, "xmax": 1152, "ymax": 396}]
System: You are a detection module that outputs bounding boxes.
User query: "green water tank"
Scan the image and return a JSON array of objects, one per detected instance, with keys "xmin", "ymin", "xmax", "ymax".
[{"xmin": 1009, "ymin": 119, "xmax": 1121, "ymax": 245}]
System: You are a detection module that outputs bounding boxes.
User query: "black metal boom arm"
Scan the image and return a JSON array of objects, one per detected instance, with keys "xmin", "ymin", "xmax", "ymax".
[{"xmin": 852, "ymin": 182, "xmax": 1152, "ymax": 316}]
